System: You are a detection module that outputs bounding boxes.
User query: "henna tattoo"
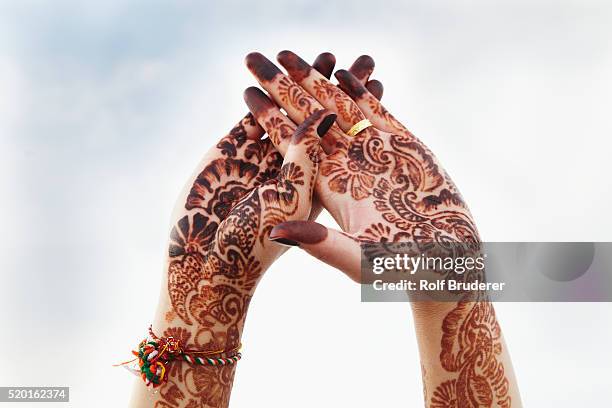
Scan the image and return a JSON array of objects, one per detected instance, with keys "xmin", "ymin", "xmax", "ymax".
[
  {"xmin": 365, "ymin": 79, "xmax": 384, "ymax": 101},
  {"xmin": 260, "ymin": 162, "xmax": 304, "ymax": 243},
  {"xmin": 169, "ymin": 213, "xmax": 218, "ymax": 258},
  {"xmin": 335, "ymin": 69, "xmax": 368, "ymax": 100},
  {"xmin": 357, "ymin": 222, "xmax": 392, "ymax": 242},
  {"xmin": 312, "ymin": 78, "xmax": 363, "ymax": 125},
  {"xmin": 277, "ymin": 76, "xmax": 316, "ymax": 116},
  {"xmin": 276, "ymin": 50, "xmax": 312, "ymax": 83},
  {"xmin": 367, "ymin": 95, "xmax": 407, "ymax": 133},
  {"xmin": 186, "ymin": 116, "xmax": 281, "ymax": 218},
  {"xmin": 153, "ymin": 327, "xmax": 238, "ymax": 408},
  {"xmin": 312, "ymin": 52, "xmax": 336, "ymax": 80},
  {"xmin": 157, "ymin": 103, "xmax": 324, "ymax": 407},
  {"xmin": 320, "ymin": 133, "xmax": 388, "ymax": 200},
  {"xmin": 246, "ymin": 50, "xmax": 514, "ymax": 408},
  {"xmin": 348, "ymin": 55, "xmax": 375, "ymax": 82},
  {"xmin": 245, "ymin": 52, "xmax": 282, "ymax": 82},
  {"xmin": 265, "ymin": 116, "xmax": 294, "ymax": 146},
  {"xmin": 160, "ymin": 115, "xmax": 284, "ymax": 407},
  {"xmin": 430, "ymin": 302, "xmax": 511, "ymax": 408}
]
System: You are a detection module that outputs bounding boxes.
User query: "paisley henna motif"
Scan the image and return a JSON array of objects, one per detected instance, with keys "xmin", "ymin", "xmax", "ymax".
[
  {"xmin": 278, "ymin": 76, "xmax": 315, "ymax": 116},
  {"xmin": 244, "ymin": 50, "xmax": 515, "ymax": 407},
  {"xmin": 260, "ymin": 162, "xmax": 304, "ymax": 243},
  {"xmin": 264, "ymin": 116, "xmax": 294, "ymax": 146},
  {"xmin": 430, "ymin": 302, "xmax": 511, "ymax": 408},
  {"xmin": 312, "ymin": 78, "xmax": 363, "ymax": 125},
  {"xmin": 157, "ymin": 103, "xmax": 323, "ymax": 406}
]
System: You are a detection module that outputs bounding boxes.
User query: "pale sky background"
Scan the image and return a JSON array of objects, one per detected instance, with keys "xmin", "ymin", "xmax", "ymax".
[{"xmin": 1, "ymin": 0, "xmax": 611, "ymax": 406}]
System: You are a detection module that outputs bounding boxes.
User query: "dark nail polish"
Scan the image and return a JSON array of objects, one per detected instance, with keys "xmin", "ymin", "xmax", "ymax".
[
  {"xmin": 269, "ymin": 237, "xmax": 300, "ymax": 247},
  {"xmin": 245, "ymin": 52, "xmax": 282, "ymax": 82},
  {"xmin": 270, "ymin": 221, "xmax": 329, "ymax": 245},
  {"xmin": 317, "ymin": 114, "xmax": 337, "ymax": 137}
]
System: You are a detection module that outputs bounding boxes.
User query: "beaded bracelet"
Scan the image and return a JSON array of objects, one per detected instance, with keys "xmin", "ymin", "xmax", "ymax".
[{"xmin": 117, "ymin": 326, "xmax": 242, "ymax": 388}]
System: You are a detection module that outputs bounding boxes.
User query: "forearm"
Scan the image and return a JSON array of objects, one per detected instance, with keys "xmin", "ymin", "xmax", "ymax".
[
  {"xmin": 130, "ymin": 283, "xmax": 246, "ymax": 408},
  {"xmin": 411, "ymin": 301, "xmax": 521, "ymax": 408}
]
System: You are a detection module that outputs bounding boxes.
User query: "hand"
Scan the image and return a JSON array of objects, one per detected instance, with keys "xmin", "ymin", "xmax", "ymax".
[
  {"xmin": 131, "ymin": 53, "xmax": 385, "ymax": 408},
  {"xmin": 243, "ymin": 51, "xmax": 520, "ymax": 408},
  {"xmin": 243, "ymin": 51, "xmax": 478, "ymax": 280}
]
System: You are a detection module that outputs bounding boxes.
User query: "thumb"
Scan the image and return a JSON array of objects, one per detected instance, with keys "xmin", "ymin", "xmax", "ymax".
[
  {"xmin": 269, "ymin": 221, "xmax": 362, "ymax": 282},
  {"xmin": 275, "ymin": 109, "xmax": 336, "ymax": 220}
]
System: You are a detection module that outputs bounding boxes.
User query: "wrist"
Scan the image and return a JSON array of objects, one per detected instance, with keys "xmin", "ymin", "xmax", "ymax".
[
  {"xmin": 410, "ymin": 301, "xmax": 455, "ymax": 323},
  {"xmin": 150, "ymin": 294, "xmax": 247, "ymax": 353}
]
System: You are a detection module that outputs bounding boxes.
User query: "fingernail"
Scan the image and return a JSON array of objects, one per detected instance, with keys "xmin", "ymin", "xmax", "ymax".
[
  {"xmin": 313, "ymin": 52, "xmax": 336, "ymax": 79},
  {"xmin": 293, "ymin": 109, "xmax": 325, "ymax": 144},
  {"xmin": 270, "ymin": 221, "xmax": 328, "ymax": 245},
  {"xmin": 277, "ymin": 50, "xmax": 311, "ymax": 82},
  {"xmin": 245, "ymin": 52, "xmax": 282, "ymax": 82},
  {"xmin": 244, "ymin": 87, "xmax": 275, "ymax": 117},
  {"xmin": 269, "ymin": 237, "xmax": 300, "ymax": 247},
  {"xmin": 349, "ymin": 55, "xmax": 375, "ymax": 82},
  {"xmin": 317, "ymin": 113, "xmax": 337, "ymax": 137},
  {"xmin": 335, "ymin": 70, "xmax": 367, "ymax": 100}
]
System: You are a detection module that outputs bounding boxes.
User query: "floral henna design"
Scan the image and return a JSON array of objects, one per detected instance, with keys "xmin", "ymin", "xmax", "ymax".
[
  {"xmin": 154, "ymin": 106, "xmax": 329, "ymax": 408},
  {"xmin": 312, "ymin": 78, "xmax": 363, "ymax": 125},
  {"xmin": 259, "ymin": 162, "xmax": 304, "ymax": 244},
  {"xmin": 256, "ymin": 51, "xmax": 516, "ymax": 406},
  {"xmin": 186, "ymin": 115, "xmax": 281, "ymax": 218},
  {"xmin": 319, "ymin": 132, "xmax": 388, "ymax": 200},
  {"xmin": 168, "ymin": 189, "xmax": 262, "ymax": 329},
  {"xmin": 367, "ymin": 94, "xmax": 408, "ymax": 134},
  {"xmin": 159, "ymin": 117, "xmax": 278, "ymax": 407},
  {"xmin": 265, "ymin": 116, "xmax": 294, "ymax": 146}
]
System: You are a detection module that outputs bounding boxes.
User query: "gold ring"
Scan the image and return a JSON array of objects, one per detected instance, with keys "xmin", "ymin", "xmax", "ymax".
[{"xmin": 347, "ymin": 119, "xmax": 373, "ymax": 137}]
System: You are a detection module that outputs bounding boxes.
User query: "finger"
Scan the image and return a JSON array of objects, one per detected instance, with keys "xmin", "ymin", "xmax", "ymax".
[
  {"xmin": 246, "ymin": 54, "xmax": 337, "ymax": 223},
  {"xmin": 365, "ymin": 79, "xmax": 384, "ymax": 101},
  {"xmin": 269, "ymin": 221, "xmax": 362, "ymax": 282},
  {"xmin": 310, "ymin": 52, "xmax": 337, "ymax": 220},
  {"xmin": 222, "ymin": 114, "xmax": 282, "ymax": 187},
  {"xmin": 186, "ymin": 114, "xmax": 281, "ymax": 215},
  {"xmin": 347, "ymin": 55, "xmax": 383, "ymax": 100},
  {"xmin": 246, "ymin": 52, "xmax": 324, "ymax": 123},
  {"xmin": 348, "ymin": 55, "xmax": 375, "ymax": 84},
  {"xmin": 244, "ymin": 86, "xmax": 297, "ymax": 154},
  {"xmin": 277, "ymin": 50, "xmax": 366, "ymax": 133},
  {"xmin": 256, "ymin": 110, "xmax": 335, "ymax": 247},
  {"xmin": 245, "ymin": 52, "xmax": 346, "ymax": 149},
  {"xmin": 313, "ymin": 52, "xmax": 336, "ymax": 80},
  {"xmin": 278, "ymin": 109, "xmax": 336, "ymax": 217},
  {"xmin": 335, "ymin": 69, "xmax": 409, "ymax": 135},
  {"xmin": 244, "ymin": 50, "xmax": 343, "ymax": 157}
]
